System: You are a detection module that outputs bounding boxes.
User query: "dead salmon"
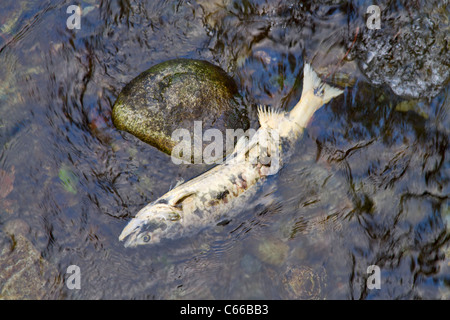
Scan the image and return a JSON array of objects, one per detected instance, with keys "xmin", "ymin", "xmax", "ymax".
[{"xmin": 119, "ymin": 63, "xmax": 343, "ymax": 247}]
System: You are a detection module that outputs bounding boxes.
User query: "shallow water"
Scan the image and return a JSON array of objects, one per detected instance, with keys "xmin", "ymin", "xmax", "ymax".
[{"xmin": 0, "ymin": 0, "xmax": 448, "ymax": 299}]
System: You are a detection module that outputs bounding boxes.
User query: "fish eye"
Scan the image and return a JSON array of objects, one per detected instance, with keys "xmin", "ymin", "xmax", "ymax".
[{"xmin": 142, "ymin": 234, "xmax": 151, "ymax": 243}]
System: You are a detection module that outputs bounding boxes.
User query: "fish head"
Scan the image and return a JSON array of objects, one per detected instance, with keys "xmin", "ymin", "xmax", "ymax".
[{"xmin": 119, "ymin": 203, "xmax": 182, "ymax": 247}]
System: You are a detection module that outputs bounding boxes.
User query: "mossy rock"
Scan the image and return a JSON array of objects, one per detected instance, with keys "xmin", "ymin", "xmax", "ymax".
[{"xmin": 112, "ymin": 59, "xmax": 249, "ymax": 159}]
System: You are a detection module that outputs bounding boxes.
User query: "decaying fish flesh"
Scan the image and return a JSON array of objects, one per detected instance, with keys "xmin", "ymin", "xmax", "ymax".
[{"xmin": 119, "ymin": 63, "xmax": 343, "ymax": 247}]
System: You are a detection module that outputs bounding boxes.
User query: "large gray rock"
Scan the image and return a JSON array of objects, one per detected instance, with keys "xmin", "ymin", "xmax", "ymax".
[
  {"xmin": 356, "ymin": 0, "xmax": 449, "ymax": 98},
  {"xmin": 112, "ymin": 59, "xmax": 249, "ymax": 159}
]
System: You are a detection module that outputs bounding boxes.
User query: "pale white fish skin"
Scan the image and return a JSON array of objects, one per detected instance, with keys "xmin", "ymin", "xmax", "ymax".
[{"xmin": 119, "ymin": 63, "xmax": 344, "ymax": 247}]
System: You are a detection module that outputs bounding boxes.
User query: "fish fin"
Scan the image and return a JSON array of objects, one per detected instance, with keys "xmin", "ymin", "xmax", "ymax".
[
  {"xmin": 302, "ymin": 63, "xmax": 343, "ymax": 104},
  {"xmin": 171, "ymin": 191, "xmax": 196, "ymax": 208},
  {"xmin": 174, "ymin": 178, "xmax": 185, "ymax": 188},
  {"xmin": 288, "ymin": 64, "xmax": 344, "ymax": 129},
  {"xmin": 169, "ymin": 178, "xmax": 185, "ymax": 191},
  {"xmin": 257, "ymin": 105, "xmax": 286, "ymax": 129}
]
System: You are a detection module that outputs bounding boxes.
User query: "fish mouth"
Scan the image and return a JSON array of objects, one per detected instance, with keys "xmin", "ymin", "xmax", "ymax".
[{"xmin": 119, "ymin": 218, "xmax": 146, "ymax": 247}]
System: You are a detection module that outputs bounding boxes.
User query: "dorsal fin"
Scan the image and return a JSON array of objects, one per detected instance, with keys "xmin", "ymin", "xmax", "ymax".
[
  {"xmin": 168, "ymin": 178, "xmax": 185, "ymax": 191},
  {"xmin": 257, "ymin": 105, "xmax": 286, "ymax": 130}
]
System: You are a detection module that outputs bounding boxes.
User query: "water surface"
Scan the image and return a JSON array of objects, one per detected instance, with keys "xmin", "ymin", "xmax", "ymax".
[{"xmin": 0, "ymin": 0, "xmax": 448, "ymax": 299}]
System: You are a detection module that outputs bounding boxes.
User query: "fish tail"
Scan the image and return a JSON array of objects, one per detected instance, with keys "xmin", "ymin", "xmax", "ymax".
[
  {"xmin": 301, "ymin": 63, "xmax": 344, "ymax": 104},
  {"xmin": 289, "ymin": 63, "xmax": 344, "ymax": 129}
]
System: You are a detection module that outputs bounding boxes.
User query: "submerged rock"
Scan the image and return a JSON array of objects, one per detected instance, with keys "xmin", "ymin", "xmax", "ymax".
[
  {"xmin": 356, "ymin": 0, "xmax": 449, "ymax": 98},
  {"xmin": 251, "ymin": 236, "xmax": 290, "ymax": 267},
  {"xmin": 112, "ymin": 59, "xmax": 249, "ymax": 159},
  {"xmin": 282, "ymin": 265, "xmax": 327, "ymax": 300},
  {"xmin": 0, "ymin": 219, "xmax": 60, "ymax": 299}
]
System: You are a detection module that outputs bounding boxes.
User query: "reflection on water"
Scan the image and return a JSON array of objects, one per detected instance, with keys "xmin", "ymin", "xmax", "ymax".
[{"xmin": 0, "ymin": 0, "xmax": 448, "ymax": 299}]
